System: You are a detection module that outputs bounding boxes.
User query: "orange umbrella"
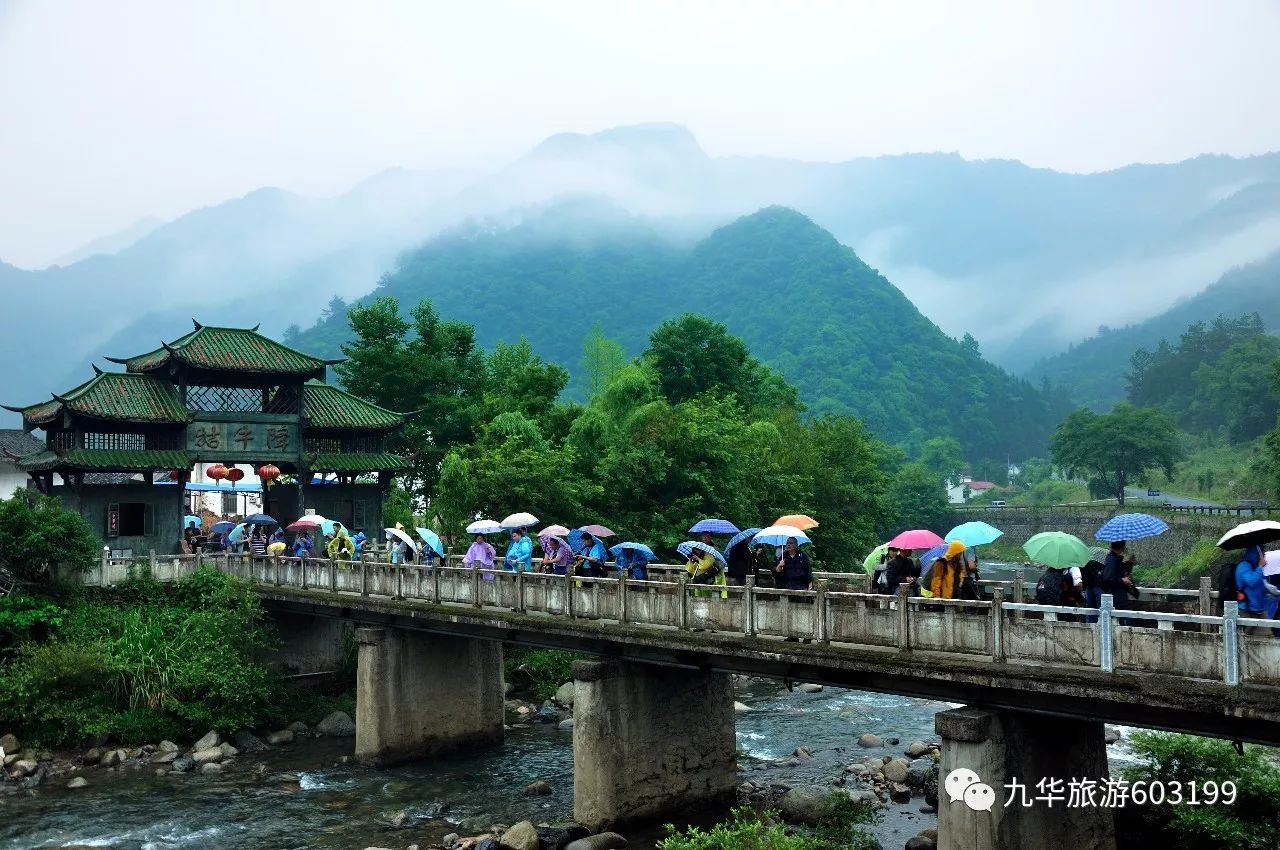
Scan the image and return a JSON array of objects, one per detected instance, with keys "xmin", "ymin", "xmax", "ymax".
[{"xmin": 775, "ymin": 514, "xmax": 818, "ymax": 531}]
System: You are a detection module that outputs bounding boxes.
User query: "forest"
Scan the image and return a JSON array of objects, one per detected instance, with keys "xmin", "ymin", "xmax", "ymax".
[
  {"xmin": 339, "ymin": 298, "xmax": 952, "ymax": 570},
  {"xmin": 288, "ymin": 204, "xmax": 1074, "ymax": 464}
]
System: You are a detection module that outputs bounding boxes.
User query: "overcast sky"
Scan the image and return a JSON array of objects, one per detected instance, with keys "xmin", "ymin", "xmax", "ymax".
[{"xmin": 2, "ymin": 0, "xmax": 1279, "ymax": 268}]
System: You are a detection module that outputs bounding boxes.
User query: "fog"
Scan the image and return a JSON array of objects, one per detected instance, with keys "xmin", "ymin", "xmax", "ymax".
[{"xmin": 3, "ymin": 0, "xmax": 1280, "ymax": 268}]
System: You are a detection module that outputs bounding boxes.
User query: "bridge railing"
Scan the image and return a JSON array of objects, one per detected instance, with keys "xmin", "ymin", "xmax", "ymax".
[{"xmin": 81, "ymin": 552, "xmax": 1279, "ymax": 688}]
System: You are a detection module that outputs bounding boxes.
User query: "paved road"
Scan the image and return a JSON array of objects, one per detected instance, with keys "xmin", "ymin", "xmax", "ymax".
[{"xmin": 1124, "ymin": 487, "xmax": 1222, "ymax": 508}]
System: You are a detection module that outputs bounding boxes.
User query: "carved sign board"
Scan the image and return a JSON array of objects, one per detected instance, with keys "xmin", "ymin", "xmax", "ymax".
[{"xmin": 186, "ymin": 420, "xmax": 299, "ymax": 458}]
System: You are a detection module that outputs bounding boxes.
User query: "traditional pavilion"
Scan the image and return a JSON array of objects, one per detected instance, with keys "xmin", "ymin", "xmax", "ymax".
[{"xmin": 5, "ymin": 322, "xmax": 408, "ymax": 554}]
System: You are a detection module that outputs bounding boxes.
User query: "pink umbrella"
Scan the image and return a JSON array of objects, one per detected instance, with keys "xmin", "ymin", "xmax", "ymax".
[
  {"xmin": 540, "ymin": 524, "xmax": 571, "ymax": 538},
  {"xmin": 579, "ymin": 524, "xmax": 615, "ymax": 538},
  {"xmin": 889, "ymin": 529, "xmax": 946, "ymax": 550}
]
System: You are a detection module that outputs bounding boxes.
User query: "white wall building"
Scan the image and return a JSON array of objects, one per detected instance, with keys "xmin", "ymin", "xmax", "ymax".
[{"xmin": 0, "ymin": 430, "xmax": 41, "ymax": 499}]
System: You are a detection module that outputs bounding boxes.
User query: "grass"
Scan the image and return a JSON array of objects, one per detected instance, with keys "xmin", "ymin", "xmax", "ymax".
[{"xmin": 1147, "ymin": 436, "xmax": 1273, "ymax": 504}]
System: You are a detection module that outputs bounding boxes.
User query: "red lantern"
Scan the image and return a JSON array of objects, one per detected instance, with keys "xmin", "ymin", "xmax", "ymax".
[
  {"xmin": 168, "ymin": 469, "xmax": 181, "ymax": 481},
  {"xmin": 206, "ymin": 463, "xmax": 227, "ymax": 482},
  {"xmin": 257, "ymin": 464, "xmax": 280, "ymax": 489},
  {"xmin": 224, "ymin": 467, "xmax": 245, "ymax": 488}
]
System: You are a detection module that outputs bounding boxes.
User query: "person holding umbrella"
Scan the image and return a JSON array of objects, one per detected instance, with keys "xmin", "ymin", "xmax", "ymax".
[
  {"xmin": 928, "ymin": 540, "xmax": 968, "ymax": 599},
  {"xmin": 1101, "ymin": 541, "xmax": 1137, "ymax": 623},
  {"xmin": 775, "ymin": 537, "xmax": 813, "ymax": 591},
  {"xmin": 504, "ymin": 528, "xmax": 533, "ymax": 572},
  {"xmin": 1234, "ymin": 545, "xmax": 1279, "ymax": 635},
  {"xmin": 465, "ymin": 532, "xmax": 497, "ymax": 581},
  {"xmin": 576, "ymin": 531, "xmax": 608, "ymax": 578},
  {"xmin": 884, "ymin": 547, "xmax": 919, "ymax": 596},
  {"xmin": 723, "ymin": 528, "xmax": 760, "ymax": 586},
  {"xmin": 540, "ymin": 535, "xmax": 574, "ymax": 575}
]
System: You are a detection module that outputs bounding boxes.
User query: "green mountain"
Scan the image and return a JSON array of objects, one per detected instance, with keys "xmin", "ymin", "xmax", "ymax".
[
  {"xmin": 1026, "ymin": 251, "xmax": 1280, "ymax": 410},
  {"xmin": 289, "ymin": 203, "xmax": 1070, "ymax": 461}
]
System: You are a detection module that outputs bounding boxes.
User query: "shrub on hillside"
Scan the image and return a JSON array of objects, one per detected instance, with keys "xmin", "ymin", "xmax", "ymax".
[{"xmin": 0, "ymin": 491, "xmax": 101, "ymax": 582}]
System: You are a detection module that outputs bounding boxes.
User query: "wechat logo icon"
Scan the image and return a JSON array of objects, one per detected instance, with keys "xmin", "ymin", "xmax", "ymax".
[{"xmin": 945, "ymin": 768, "xmax": 996, "ymax": 812}]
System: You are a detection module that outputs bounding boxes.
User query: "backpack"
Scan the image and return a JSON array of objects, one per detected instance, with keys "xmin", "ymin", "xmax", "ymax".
[
  {"xmin": 1081, "ymin": 561, "xmax": 1103, "ymax": 590},
  {"xmin": 1215, "ymin": 561, "xmax": 1240, "ymax": 610},
  {"xmin": 1035, "ymin": 568, "xmax": 1070, "ymax": 606}
]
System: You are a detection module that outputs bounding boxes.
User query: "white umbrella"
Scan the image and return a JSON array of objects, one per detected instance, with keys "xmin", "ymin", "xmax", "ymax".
[
  {"xmin": 291, "ymin": 514, "xmax": 327, "ymax": 528},
  {"xmin": 467, "ymin": 519, "xmax": 503, "ymax": 535},
  {"xmin": 1217, "ymin": 520, "xmax": 1280, "ymax": 550},
  {"xmin": 1265, "ymin": 550, "xmax": 1280, "ymax": 577},
  {"xmin": 500, "ymin": 512, "xmax": 539, "ymax": 530},
  {"xmin": 385, "ymin": 527, "xmax": 419, "ymax": 551}
]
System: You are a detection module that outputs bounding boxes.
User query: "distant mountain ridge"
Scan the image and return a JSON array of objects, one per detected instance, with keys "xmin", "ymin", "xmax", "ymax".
[
  {"xmin": 7, "ymin": 123, "xmax": 1280, "ymax": 419},
  {"xmin": 288, "ymin": 204, "xmax": 1073, "ymax": 461},
  {"xmin": 1025, "ymin": 250, "xmax": 1280, "ymax": 410}
]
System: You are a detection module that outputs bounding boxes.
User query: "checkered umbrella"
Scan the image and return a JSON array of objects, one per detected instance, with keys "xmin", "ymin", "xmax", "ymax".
[
  {"xmin": 1095, "ymin": 513, "xmax": 1169, "ymax": 542},
  {"xmin": 688, "ymin": 518, "xmax": 740, "ymax": 535}
]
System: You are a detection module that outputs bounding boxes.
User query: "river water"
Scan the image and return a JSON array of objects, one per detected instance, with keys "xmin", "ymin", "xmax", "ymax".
[{"xmin": 0, "ymin": 679, "xmax": 953, "ymax": 850}]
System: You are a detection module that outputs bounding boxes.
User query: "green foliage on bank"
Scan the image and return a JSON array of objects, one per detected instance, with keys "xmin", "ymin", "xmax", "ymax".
[
  {"xmin": 0, "ymin": 490, "xmax": 101, "ymax": 582},
  {"xmin": 1121, "ymin": 732, "xmax": 1280, "ymax": 850},
  {"xmin": 504, "ymin": 648, "xmax": 583, "ymax": 701},
  {"xmin": 1132, "ymin": 537, "xmax": 1237, "ymax": 588},
  {"xmin": 0, "ymin": 567, "xmax": 285, "ymax": 747},
  {"xmin": 658, "ymin": 799, "xmax": 879, "ymax": 850}
]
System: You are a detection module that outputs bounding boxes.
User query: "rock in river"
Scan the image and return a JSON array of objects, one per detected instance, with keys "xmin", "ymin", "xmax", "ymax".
[
  {"xmin": 502, "ymin": 820, "xmax": 540, "ymax": 850},
  {"xmin": 525, "ymin": 780, "xmax": 553, "ymax": 796},
  {"xmin": 316, "ymin": 711, "xmax": 356, "ymax": 737},
  {"xmin": 536, "ymin": 824, "xmax": 589, "ymax": 850},
  {"xmin": 233, "ymin": 731, "xmax": 267, "ymax": 752},
  {"xmin": 857, "ymin": 734, "xmax": 882, "ymax": 748},
  {"xmin": 904, "ymin": 740, "xmax": 931, "ymax": 758},
  {"xmin": 0, "ymin": 734, "xmax": 19, "ymax": 754},
  {"xmin": 798, "ymin": 683, "xmax": 823, "ymax": 693},
  {"xmin": 158, "ymin": 740, "xmax": 181, "ymax": 754},
  {"xmin": 882, "ymin": 757, "xmax": 910, "ymax": 784},
  {"xmin": 66, "ymin": 776, "xmax": 88, "ymax": 789},
  {"xmin": 191, "ymin": 748, "xmax": 223, "ymax": 765},
  {"xmin": 199, "ymin": 762, "xmax": 224, "ymax": 775},
  {"xmin": 554, "ymin": 682, "xmax": 576, "ymax": 708},
  {"xmin": 780, "ymin": 786, "xmax": 834, "ymax": 825},
  {"xmin": 266, "ymin": 729, "xmax": 295, "ymax": 746},
  {"xmin": 192, "ymin": 730, "xmax": 220, "ymax": 751},
  {"xmin": 564, "ymin": 833, "xmax": 628, "ymax": 850}
]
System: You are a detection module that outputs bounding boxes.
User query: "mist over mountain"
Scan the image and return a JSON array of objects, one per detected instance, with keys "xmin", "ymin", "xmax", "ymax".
[
  {"xmin": 7, "ymin": 123, "xmax": 1280, "ymax": 423},
  {"xmin": 287, "ymin": 204, "xmax": 1073, "ymax": 461},
  {"xmin": 1025, "ymin": 250, "xmax": 1280, "ymax": 411}
]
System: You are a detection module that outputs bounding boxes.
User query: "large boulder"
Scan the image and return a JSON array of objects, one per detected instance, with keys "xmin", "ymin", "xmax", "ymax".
[
  {"xmin": 158, "ymin": 740, "xmax": 181, "ymax": 754},
  {"xmin": 233, "ymin": 731, "xmax": 267, "ymax": 752},
  {"xmin": 564, "ymin": 833, "xmax": 628, "ymax": 850},
  {"xmin": 199, "ymin": 762, "xmax": 224, "ymax": 774},
  {"xmin": 882, "ymin": 758, "xmax": 910, "ymax": 784},
  {"xmin": 218, "ymin": 743, "xmax": 239, "ymax": 759},
  {"xmin": 905, "ymin": 834, "xmax": 936, "ymax": 850},
  {"xmin": 0, "ymin": 734, "xmax": 19, "ymax": 754},
  {"xmin": 535, "ymin": 825, "xmax": 589, "ymax": 850},
  {"xmin": 733, "ymin": 701, "xmax": 752, "ymax": 713},
  {"xmin": 904, "ymin": 740, "xmax": 931, "ymax": 758},
  {"xmin": 266, "ymin": 729, "xmax": 295, "ymax": 746},
  {"xmin": 171, "ymin": 757, "xmax": 194, "ymax": 773},
  {"xmin": 857, "ymin": 734, "xmax": 882, "ymax": 748},
  {"xmin": 66, "ymin": 776, "xmax": 89, "ymax": 789},
  {"xmin": 502, "ymin": 821, "xmax": 540, "ymax": 850},
  {"xmin": 82, "ymin": 747, "xmax": 103, "ymax": 765},
  {"xmin": 192, "ymin": 730, "xmax": 220, "ymax": 751},
  {"xmin": 907, "ymin": 758, "xmax": 934, "ymax": 787},
  {"xmin": 923, "ymin": 764, "xmax": 940, "ymax": 809},
  {"xmin": 780, "ymin": 786, "xmax": 835, "ymax": 825},
  {"xmin": 286, "ymin": 721, "xmax": 309, "ymax": 734},
  {"xmin": 1105, "ymin": 726, "xmax": 1122, "ymax": 745},
  {"xmin": 557, "ymin": 719, "xmax": 575, "ymax": 731},
  {"xmin": 11, "ymin": 759, "xmax": 38, "ymax": 777},
  {"xmin": 316, "ymin": 711, "xmax": 356, "ymax": 737},
  {"xmin": 525, "ymin": 780, "xmax": 553, "ymax": 796},
  {"xmin": 191, "ymin": 748, "xmax": 224, "ymax": 765},
  {"xmin": 554, "ymin": 682, "xmax": 575, "ymax": 708},
  {"xmin": 798, "ymin": 683, "xmax": 823, "ymax": 693}
]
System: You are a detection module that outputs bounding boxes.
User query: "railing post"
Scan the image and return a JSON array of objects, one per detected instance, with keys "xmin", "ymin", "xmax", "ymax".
[
  {"xmin": 433, "ymin": 562, "xmax": 442, "ymax": 603},
  {"xmin": 194, "ymin": 549, "xmax": 203, "ymax": 572},
  {"xmin": 1223, "ymin": 601, "xmax": 1240, "ymax": 685},
  {"xmin": 989, "ymin": 589, "xmax": 1005, "ymax": 662},
  {"xmin": 514, "ymin": 567, "xmax": 526, "ymax": 613},
  {"xmin": 565, "ymin": 565, "xmax": 576, "ymax": 618},
  {"xmin": 360, "ymin": 560, "xmax": 368, "ymax": 596},
  {"xmin": 148, "ymin": 549, "xmax": 157, "ymax": 576},
  {"xmin": 617, "ymin": 572, "xmax": 627, "ymax": 623},
  {"xmin": 99, "ymin": 548, "xmax": 108, "ymax": 586},
  {"xmin": 814, "ymin": 579, "xmax": 829, "ymax": 643},
  {"xmin": 273, "ymin": 556, "xmax": 281, "ymax": 587},
  {"xmin": 472, "ymin": 562, "xmax": 482, "ymax": 608},
  {"xmin": 327, "ymin": 557, "xmax": 336, "ymax": 592},
  {"xmin": 896, "ymin": 584, "xmax": 911, "ymax": 652},
  {"xmin": 677, "ymin": 574, "xmax": 689, "ymax": 630},
  {"xmin": 1199, "ymin": 576, "xmax": 1213, "ymax": 633},
  {"xmin": 394, "ymin": 563, "xmax": 403, "ymax": 600},
  {"xmin": 1099, "ymin": 593, "xmax": 1115, "ymax": 673},
  {"xmin": 744, "ymin": 577, "xmax": 756, "ymax": 636},
  {"xmin": 1011, "ymin": 569, "xmax": 1025, "ymax": 620},
  {"xmin": 299, "ymin": 556, "xmax": 308, "ymax": 589}
]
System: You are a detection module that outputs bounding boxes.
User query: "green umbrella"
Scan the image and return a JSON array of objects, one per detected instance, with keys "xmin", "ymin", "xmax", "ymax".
[
  {"xmin": 1023, "ymin": 531, "xmax": 1091, "ymax": 568},
  {"xmin": 862, "ymin": 542, "xmax": 890, "ymax": 574}
]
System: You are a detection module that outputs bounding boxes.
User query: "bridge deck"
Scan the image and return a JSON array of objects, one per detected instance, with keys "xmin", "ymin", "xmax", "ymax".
[{"xmin": 88, "ymin": 553, "xmax": 1280, "ymax": 743}]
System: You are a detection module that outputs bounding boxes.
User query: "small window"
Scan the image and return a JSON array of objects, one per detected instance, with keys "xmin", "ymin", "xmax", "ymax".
[
  {"xmin": 221, "ymin": 492, "xmax": 238, "ymax": 517},
  {"xmin": 117, "ymin": 502, "xmax": 150, "ymax": 536}
]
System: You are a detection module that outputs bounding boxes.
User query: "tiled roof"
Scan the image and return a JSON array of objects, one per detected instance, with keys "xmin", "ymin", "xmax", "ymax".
[
  {"xmin": 113, "ymin": 324, "xmax": 332, "ymax": 376},
  {"xmin": 309, "ymin": 452, "xmax": 408, "ymax": 472},
  {"xmin": 18, "ymin": 449, "xmax": 192, "ymax": 472},
  {"xmin": 6, "ymin": 372, "xmax": 190, "ymax": 426},
  {"xmin": 0, "ymin": 430, "xmax": 42, "ymax": 459},
  {"xmin": 303, "ymin": 381, "xmax": 405, "ymax": 430}
]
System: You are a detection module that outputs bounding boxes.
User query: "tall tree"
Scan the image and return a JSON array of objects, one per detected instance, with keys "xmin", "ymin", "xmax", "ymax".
[
  {"xmin": 337, "ymin": 297, "xmax": 486, "ymax": 500},
  {"xmin": 1050, "ymin": 404, "xmax": 1182, "ymax": 506},
  {"xmin": 580, "ymin": 323, "xmax": 626, "ymax": 401}
]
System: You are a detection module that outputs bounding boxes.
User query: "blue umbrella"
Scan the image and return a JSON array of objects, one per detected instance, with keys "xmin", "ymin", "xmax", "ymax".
[
  {"xmin": 609, "ymin": 542, "xmax": 656, "ymax": 561},
  {"xmin": 677, "ymin": 540, "xmax": 728, "ymax": 567},
  {"xmin": 183, "ymin": 515, "xmax": 202, "ymax": 529},
  {"xmin": 945, "ymin": 521, "xmax": 1003, "ymax": 547},
  {"xmin": 244, "ymin": 513, "xmax": 277, "ymax": 525},
  {"xmin": 319, "ymin": 519, "xmax": 345, "ymax": 537},
  {"xmin": 227, "ymin": 522, "xmax": 249, "ymax": 544},
  {"xmin": 567, "ymin": 528, "xmax": 606, "ymax": 555},
  {"xmin": 1096, "ymin": 513, "xmax": 1169, "ymax": 542},
  {"xmin": 723, "ymin": 527, "xmax": 762, "ymax": 557},
  {"xmin": 416, "ymin": 527, "xmax": 446, "ymax": 558},
  {"xmin": 688, "ymin": 518, "xmax": 740, "ymax": 535},
  {"xmin": 919, "ymin": 544, "xmax": 948, "ymax": 572},
  {"xmin": 211, "ymin": 520, "xmax": 235, "ymax": 535}
]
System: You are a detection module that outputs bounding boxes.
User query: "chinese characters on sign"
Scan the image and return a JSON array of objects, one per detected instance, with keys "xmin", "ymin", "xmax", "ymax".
[
  {"xmin": 187, "ymin": 421, "xmax": 298, "ymax": 456},
  {"xmin": 946, "ymin": 769, "xmax": 1237, "ymax": 812}
]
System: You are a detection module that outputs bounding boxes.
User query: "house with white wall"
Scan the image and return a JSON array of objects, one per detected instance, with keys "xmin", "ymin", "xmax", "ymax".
[{"xmin": 0, "ymin": 430, "xmax": 41, "ymax": 499}]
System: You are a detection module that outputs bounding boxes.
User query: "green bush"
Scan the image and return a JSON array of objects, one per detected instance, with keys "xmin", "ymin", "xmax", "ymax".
[
  {"xmin": 660, "ymin": 807, "xmax": 820, "ymax": 850},
  {"xmin": 1133, "ymin": 538, "xmax": 1236, "ymax": 588},
  {"xmin": 1121, "ymin": 732, "xmax": 1280, "ymax": 850},
  {"xmin": 815, "ymin": 793, "xmax": 880, "ymax": 850},
  {"xmin": 0, "ymin": 594, "xmax": 65, "ymax": 650},
  {"xmin": 504, "ymin": 647, "xmax": 585, "ymax": 700},
  {"xmin": 0, "ymin": 491, "xmax": 101, "ymax": 582}
]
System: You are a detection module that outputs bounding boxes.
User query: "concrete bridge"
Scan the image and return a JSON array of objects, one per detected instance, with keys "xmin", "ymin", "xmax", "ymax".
[{"xmin": 87, "ymin": 553, "xmax": 1280, "ymax": 850}]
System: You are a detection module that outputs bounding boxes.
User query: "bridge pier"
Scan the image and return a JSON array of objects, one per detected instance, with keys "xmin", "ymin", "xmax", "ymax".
[
  {"xmin": 571, "ymin": 659, "xmax": 737, "ymax": 830},
  {"xmin": 268, "ymin": 611, "xmax": 351, "ymax": 675},
  {"xmin": 936, "ymin": 706, "xmax": 1116, "ymax": 850},
  {"xmin": 355, "ymin": 628, "xmax": 504, "ymax": 765}
]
